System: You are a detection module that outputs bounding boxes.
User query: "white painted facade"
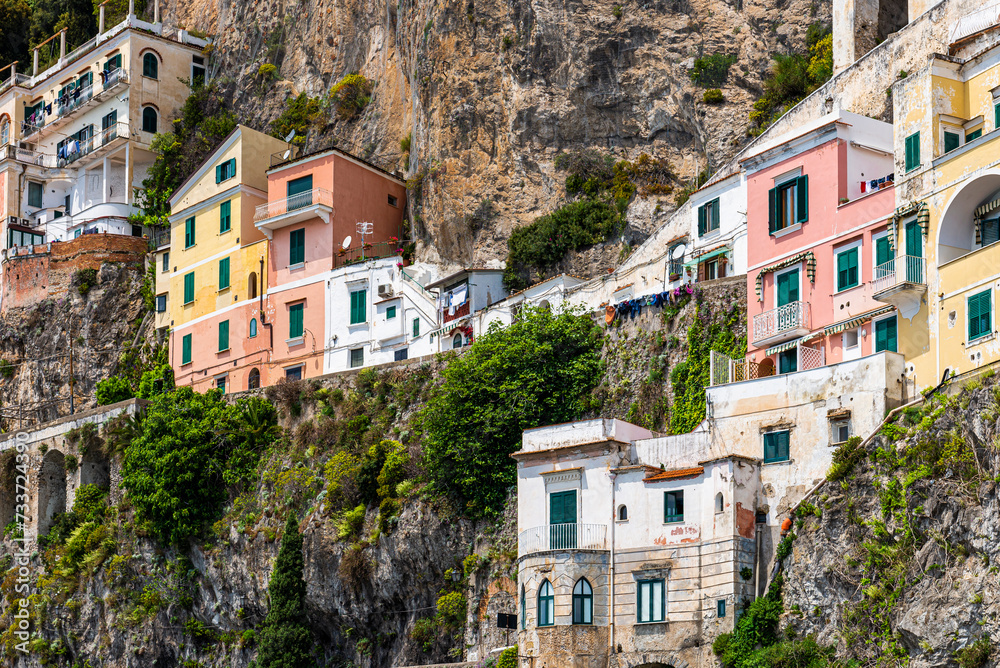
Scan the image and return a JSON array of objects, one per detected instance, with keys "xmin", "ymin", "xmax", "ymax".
[
  {"xmin": 685, "ymin": 172, "xmax": 748, "ymax": 282},
  {"xmin": 476, "ymin": 274, "xmax": 587, "ymax": 333},
  {"xmin": 427, "ymin": 268, "xmax": 507, "ymax": 351}
]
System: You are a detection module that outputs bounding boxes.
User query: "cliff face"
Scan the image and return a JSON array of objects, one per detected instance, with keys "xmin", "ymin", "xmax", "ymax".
[{"xmin": 161, "ymin": 0, "xmax": 830, "ymax": 268}]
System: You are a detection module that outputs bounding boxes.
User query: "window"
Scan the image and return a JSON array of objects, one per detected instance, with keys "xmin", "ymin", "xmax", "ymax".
[
  {"xmin": 904, "ymin": 132, "xmax": 920, "ymax": 172},
  {"xmin": 768, "ymin": 176, "xmax": 808, "ymax": 233},
  {"xmin": 698, "ymin": 197, "xmax": 720, "ymax": 236},
  {"xmin": 27, "ymin": 181, "xmax": 42, "ymax": 208},
  {"xmin": 385, "ymin": 305, "xmax": 397, "ymax": 320},
  {"xmin": 776, "ymin": 268, "xmax": 799, "ymax": 307},
  {"xmin": 996, "ymin": 103, "xmax": 1000, "ymax": 132},
  {"xmin": 184, "ymin": 217, "xmax": 195, "ymax": 248},
  {"xmin": 832, "ymin": 420, "xmax": 850, "ymax": 444},
  {"xmin": 572, "ymin": 578, "xmax": 593, "ymax": 625},
  {"xmin": 968, "ymin": 290, "xmax": 992, "ymax": 342},
  {"xmin": 394, "ymin": 348, "xmax": 408, "ymax": 362},
  {"xmin": 220, "ymin": 200, "xmax": 231, "ymax": 233},
  {"xmin": 192, "ymin": 56, "xmax": 206, "ymax": 86},
  {"xmin": 350, "ymin": 289, "xmax": 367, "ymax": 324},
  {"xmin": 843, "ymin": 329, "xmax": 859, "ymax": 351},
  {"xmin": 285, "ymin": 366, "xmax": 302, "ymax": 381},
  {"xmin": 142, "ymin": 107, "xmax": 157, "ymax": 133},
  {"xmin": 520, "ymin": 586, "xmax": 526, "ymax": 630},
  {"xmin": 453, "ymin": 332, "xmax": 463, "ymax": 349},
  {"xmin": 289, "ymin": 228, "xmax": 305, "ymax": 266},
  {"xmin": 218, "ymin": 257, "xmax": 230, "ymax": 290},
  {"xmin": 218, "ymin": 320, "xmax": 229, "ymax": 352},
  {"xmin": 249, "ymin": 318, "xmax": 258, "ymax": 338},
  {"xmin": 966, "ymin": 128, "xmax": 983, "ymax": 142},
  {"xmin": 155, "ymin": 294, "xmax": 166, "ymax": 312},
  {"xmin": 664, "ymin": 491, "xmax": 684, "ymax": 523},
  {"xmin": 618, "ymin": 505, "xmax": 628, "ymax": 521},
  {"xmin": 216, "ymin": 158, "xmax": 236, "ymax": 183},
  {"xmin": 980, "ymin": 218, "xmax": 1000, "ymax": 248},
  {"xmin": 763, "ymin": 430, "xmax": 790, "ymax": 463},
  {"xmin": 537, "ymin": 580, "xmax": 554, "ymax": 627},
  {"xmin": 388, "ymin": 194, "xmax": 398, "ymax": 207},
  {"xmin": 248, "ymin": 368, "xmax": 261, "ymax": 389},
  {"xmin": 248, "ymin": 272, "xmax": 258, "ymax": 299},
  {"xmin": 289, "ymin": 303, "xmax": 304, "ymax": 339},
  {"xmin": 1, "ymin": 120, "xmax": 8, "ymax": 145},
  {"xmin": 703, "ymin": 258, "xmax": 719, "ymax": 281},
  {"xmin": 717, "ymin": 599, "xmax": 727, "ymax": 618},
  {"xmin": 836, "ymin": 245, "xmax": 859, "ymax": 291},
  {"xmin": 715, "ymin": 493, "xmax": 724, "ymax": 513},
  {"xmin": 104, "ymin": 54, "xmax": 122, "ymax": 73},
  {"xmin": 287, "ymin": 175, "xmax": 313, "ymax": 209},
  {"xmin": 142, "ymin": 52, "xmax": 159, "ymax": 79},
  {"xmin": 875, "ymin": 234, "xmax": 892, "ymax": 269},
  {"xmin": 350, "ymin": 347, "xmax": 365, "ymax": 368},
  {"xmin": 636, "ymin": 579, "xmax": 665, "ymax": 623},
  {"xmin": 162, "ymin": 251, "xmax": 169, "ymax": 272},
  {"xmin": 183, "ymin": 272, "xmax": 195, "ymax": 304},
  {"xmin": 944, "ymin": 131, "xmax": 960, "ymax": 153},
  {"xmin": 181, "ymin": 334, "xmax": 192, "ymax": 365},
  {"xmin": 413, "ymin": 318, "xmax": 420, "ymax": 337},
  {"xmin": 875, "ymin": 315, "xmax": 898, "ymax": 352}
]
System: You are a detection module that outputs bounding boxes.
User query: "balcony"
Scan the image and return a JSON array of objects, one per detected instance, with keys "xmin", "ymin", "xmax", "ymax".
[
  {"xmin": 752, "ymin": 301, "xmax": 810, "ymax": 346},
  {"xmin": 58, "ymin": 122, "xmax": 130, "ymax": 168},
  {"xmin": 334, "ymin": 240, "xmax": 406, "ymax": 268},
  {"xmin": 873, "ymin": 255, "xmax": 926, "ymax": 319},
  {"xmin": 518, "ymin": 523, "xmax": 608, "ymax": 557},
  {"xmin": 0, "ymin": 144, "xmax": 58, "ymax": 169},
  {"xmin": 22, "ymin": 69, "xmax": 129, "ymax": 141},
  {"xmin": 254, "ymin": 188, "xmax": 335, "ymax": 235}
]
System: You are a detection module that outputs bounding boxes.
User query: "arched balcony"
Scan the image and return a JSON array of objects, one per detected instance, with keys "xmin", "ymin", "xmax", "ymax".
[{"xmin": 937, "ymin": 172, "xmax": 1000, "ymax": 265}]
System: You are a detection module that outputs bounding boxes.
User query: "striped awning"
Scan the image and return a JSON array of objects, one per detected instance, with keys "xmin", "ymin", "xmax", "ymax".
[
  {"xmin": 975, "ymin": 198, "xmax": 1000, "ymax": 219},
  {"xmin": 428, "ymin": 317, "xmax": 469, "ymax": 339},
  {"xmin": 754, "ymin": 251, "xmax": 817, "ymax": 301},
  {"xmin": 890, "ymin": 201, "xmax": 929, "ymax": 250},
  {"xmin": 764, "ymin": 331, "xmax": 821, "ymax": 356},
  {"xmin": 683, "ymin": 245, "xmax": 730, "ymax": 267},
  {"xmin": 823, "ymin": 305, "xmax": 895, "ymax": 335}
]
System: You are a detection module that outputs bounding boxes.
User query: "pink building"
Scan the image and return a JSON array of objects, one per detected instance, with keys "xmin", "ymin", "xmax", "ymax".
[
  {"xmin": 253, "ymin": 147, "xmax": 408, "ymax": 384},
  {"xmin": 743, "ymin": 112, "xmax": 899, "ymax": 377}
]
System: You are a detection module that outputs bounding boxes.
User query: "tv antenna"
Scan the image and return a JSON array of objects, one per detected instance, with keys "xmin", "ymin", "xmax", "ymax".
[{"xmin": 356, "ymin": 221, "xmax": 373, "ymax": 259}]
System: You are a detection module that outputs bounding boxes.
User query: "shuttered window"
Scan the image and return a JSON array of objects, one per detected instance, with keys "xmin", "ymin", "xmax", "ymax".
[
  {"xmin": 181, "ymin": 334, "xmax": 192, "ymax": 365},
  {"xmin": 981, "ymin": 219, "xmax": 1000, "ymax": 247},
  {"xmin": 776, "ymin": 269, "xmax": 799, "ymax": 307},
  {"xmin": 184, "ymin": 217, "xmax": 195, "ymax": 248},
  {"xmin": 218, "ymin": 320, "xmax": 229, "ymax": 351},
  {"xmin": 697, "ymin": 198, "xmax": 720, "ymax": 236},
  {"xmin": 350, "ymin": 290, "xmax": 367, "ymax": 324},
  {"xmin": 767, "ymin": 175, "xmax": 808, "ymax": 233},
  {"xmin": 183, "ymin": 272, "xmax": 195, "ymax": 304},
  {"xmin": 413, "ymin": 318, "xmax": 420, "ymax": 337},
  {"xmin": 664, "ymin": 491, "xmax": 684, "ymax": 523},
  {"xmin": 289, "ymin": 303, "xmax": 304, "ymax": 339},
  {"xmin": 968, "ymin": 290, "xmax": 992, "ymax": 342},
  {"xmin": 215, "ymin": 158, "xmax": 236, "ymax": 183},
  {"xmin": 219, "ymin": 200, "xmax": 231, "ymax": 233},
  {"xmin": 904, "ymin": 132, "xmax": 920, "ymax": 172},
  {"xmin": 764, "ymin": 430, "xmax": 790, "ymax": 463},
  {"xmin": 636, "ymin": 579, "xmax": 665, "ymax": 623},
  {"xmin": 289, "ymin": 228, "xmax": 305, "ymax": 266},
  {"xmin": 218, "ymin": 257, "xmax": 230, "ymax": 290},
  {"xmin": 836, "ymin": 246, "xmax": 859, "ymax": 291},
  {"xmin": 944, "ymin": 131, "xmax": 960, "ymax": 154},
  {"xmin": 875, "ymin": 235, "xmax": 892, "ymax": 268},
  {"xmin": 966, "ymin": 128, "xmax": 983, "ymax": 142},
  {"xmin": 875, "ymin": 316, "xmax": 898, "ymax": 352}
]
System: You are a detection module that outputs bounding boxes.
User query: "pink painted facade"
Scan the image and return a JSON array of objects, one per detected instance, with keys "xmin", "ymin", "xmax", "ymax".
[{"xmin": 744, "ymin": 114, "xmax": 897, "ymax": 375}]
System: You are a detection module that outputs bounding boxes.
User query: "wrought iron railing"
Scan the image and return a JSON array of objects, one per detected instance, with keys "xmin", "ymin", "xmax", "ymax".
[
  {"xmin": 334, "ymin": 240, "xmax": 406, "ymax": 268},
  {"xmin": 518, "ymin": 523, "xmax": 608, "ymax": 557},
  {"xmin": 0, "ymin": 144, "xmax": 57, "ymax": 168},
  {"xmin": 254, "ymin": 188, "xmax": 334, "ymax": 223},
  {"xmin": 58, "ymin": 122, "xmax": 128, "ymax": 166},
  {"xmin": 752, "ymin": 301, "xmax": 809, "ymax": 343},
  {"xmin": 873, "ymin": 255, "xmax": 926, "ymax": 294}
]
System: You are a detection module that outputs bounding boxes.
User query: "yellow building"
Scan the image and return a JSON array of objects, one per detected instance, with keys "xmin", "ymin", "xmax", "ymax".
[
  {"xmin": 166, "ymin": 125, "xmax": 290, "ymax": 393},
  {"xmin": 889, "ymin": 43, "xmax": 1000, "ymax": 388}
]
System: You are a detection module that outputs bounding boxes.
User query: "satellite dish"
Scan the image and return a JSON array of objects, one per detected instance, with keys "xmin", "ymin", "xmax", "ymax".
[
  {"xmin": 282, "ymin": 149, "xmax": 292, "ymax": 160},
  {"xmin": 342, "ymin": 235, "xmax": 352, "ymax": 250},
  {"xmin": 284, "ymin": 129, "xmax": 296, "ymax": 143},
  {"xmin": 671, "ymin": 244, "xmax": 687, "ymax": 259}
]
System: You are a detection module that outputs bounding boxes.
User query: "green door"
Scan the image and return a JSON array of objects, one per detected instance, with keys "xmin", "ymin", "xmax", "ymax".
[
  {"xmin": 549, "ymin": 491, "xmax": 577, "ymax": 549},
  {"xmin": 905, "ymin": 221, "xmax": 923, "ymax": 284},
  {"xmin": 776, "ymin": 269, "xmax": 799, "ymax": 307},
  {"xmin": 287, "ymin": 175, "xmax": 313, "ymax": 210}
]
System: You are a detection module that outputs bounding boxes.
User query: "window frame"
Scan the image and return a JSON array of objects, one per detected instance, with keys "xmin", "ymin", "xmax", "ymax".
[
  {"xmin": 386, "ymin": 305, "xmax": 397, "ymax": 319},
  {"xmin": 181, "ymin": 333, "xmax": 192, "ymax": 365},
  {"xmin": 537, "ymin": 579, "xmax": 555, "ymax": 627},
  {"xmin": 350, "ymin": 289, "xmax": 367, "ymax": 325},
  {"xmin": 873, "ymin": 231, "xmax": 891, "ymax": 270},
  {"xmin": 943, "ymin": 129, "xmax": 961, "ymax": 154},
  {"xmin": 413, "ymin": 317, "xmax": 420, "ymax": 338},
  {"xmin": 768, "ymin": 175, "xmax": 808, "ymax": 234},
  {"xmin": 664, "ymin": 490, "xmax": 684, "ymax": 524},
  {"xmin": 697, "ymin": 197, "xmax": 721, "ymax": 237},
  {"xmin": 218, "ymin": 257, "xmax": 230, "ymax": 291},
  {"xmin": 572, "ymin": 578, "xmax": 593, "ymax": 625},
  {"xmin": 27, "ymin": 181, "xmax": 43, "ymax": 208},
  {"xmin": 142, "ymin": 52, "xmax": 159, "ymax": 79},
  {"xmin": 904, "ymin": 132, "xmax": 920, "ymax": 172},
  {"xmin": 289, "ymin": 302, "xmax": 305, "ymax": 340},
  {"xmin": 219, "ymin": 199, "xmax": 231, "ymax": 234},
  {"xmin": 763, "ymin": 429, "xmax": 790, "ymax": 464},
  {"xmin": 184, "ymin": 217, "xmax": 195, "ymax": 248},
  {"xmin": 162, "ymin": 251, "xmax": 169, "ymax": 272},
  {"xmin": 717, "ymin": 599, "xmax": 727, "ymax": 618},
  {"xmin": 835, "ymin": 242, "xmax": 861, "ymax": 292},
  {"xmin": 218, "ymin": 319, "xmax": 230, "ymax": 352},
  {"xmin": 968, "ymin": 290, "xmax": 993, "ymax": 342},
  {"xmin": 966, "ymin": 127, "xmax": 983, "ymax": 143},
  {"xmin": 636, "ymin": 578, "xmax": 665, "ymax": 623},
  {"xmin": 289, "ymin": 228, "xmax": 305, "ymax": 266},
  {"xmin": 183, "ymin": 272, "xmax": 195, "ymax": 305},
  {"xmin": 249, "ymin": 318, "xmax": 258, "ymax": 338},
  {"xmin": 874, "ymin": 314, "xmax": 898, "ymax": 353},
  {"xmin": 141, "ymin": 106, "xmax": 158, "ymax": 134},
  {"xmin": 350, "ymin": 347, "xmax": 365, "ymax": 368}
]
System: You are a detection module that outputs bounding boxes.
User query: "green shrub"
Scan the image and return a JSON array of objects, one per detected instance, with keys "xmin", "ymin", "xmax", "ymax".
[
  {"xmin": 410, "ymin": 616, "xmax": 438, "ymax": 651},
  {"xmin": 137, "ymin": 363, "xmax": 175, "ymax": 399},
  {"xmin": 258, "ymin": 63, "xmax": 278, "ymax": 80},
  {"xmin": 420, "ymin": 308, "xmax": 602, "ymax": 516},
  {"xmin": 400, "ymin": 132, "xmax": 412, "ymax": 153},
  {"xmin": 270, "ymin": 93, "xmax": 324, "ymax": 147},
  {"xmin": 64, "ymin": 454, "xmax": 79, "ymax": 473},
  {"xmin": 376, "ymin": 440, "xmax": 410, "ymax": 498},
  {"xmin": 378, "ymin": 497, "xmax": 400, "ymax": 533},
  {"xmin": 690, "ymin": 53, "xmax": 736, "ymax": 87},
  {"xmin": 256, "ymin": 514, "xmax": 314, "ymax": 668},
  {"xmin": 75, "ymin": 268, "xmax": 98, "ymax": 296},
  {"xmin": 96, "ymin": 376, "xmax": 134, "ymax": 406},
  {"xmin": 325, "ymin": 451, "xmax": 362, "ymax": 506},
  {"xmin": 336, "ymin": 504, "xmax": 366, "ymax": 541},
  {"xmin": 497, "ymin": 647, "xmax": 517, "ymax": 668},
  {"xmin": 330, "ymin": 73, "xmax": 373, "ymax": 120},
  {"xmin": 827, "ymin": 435, "xmax": 864, "ymax": 481},
  {"xmin": 436, "ymin": 591, "xmax": 467, "ymax": 627},
  {"xmin": 703, "ymin": 88, "xmax": 725, "ymax": 104},
  {"xmin": 956, "ymin": 636, "xmax": 993, "ymax": 668},
  {"xmin": 740, "ymin": 566, "xmax": 753, "ymax": 581},
  {"xmin": 776, "ymin": 533, "xmax": 796, "ymax": 560},
  {"xmin": 713, "ymin": 632, "xmax": 732, "ymax": 656},
  {"xmin": 0, "ymin": 359, "xmax": 16, "ymax": 379}
]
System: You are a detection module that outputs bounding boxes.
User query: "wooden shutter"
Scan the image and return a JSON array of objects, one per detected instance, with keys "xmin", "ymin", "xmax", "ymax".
[
  {"xmin": 711, "ymin": 198, "xmax": 720, "ymax": 229},
  {"xmin": 184, "ymin": 273, "xmax": 194, "ymax": 304},
  {"xmin": 413, "ymin": 318, "xmax": 419, "ymax": 337},
  {"xmin": 778, "ymin": 431, "xmax": 789, "ymax": 460},
  {"xmin": 215, "ymin": 164, "xmax": 222, "ymax": 183},
  {"xmin": 795, "ymin": 175, "xmax": 809, "ymax": 224},
  {"xmin": 220, "ymin": 200, "xmax": 231, "ymax": 233},
  {"xmin": 876, "ymin": 236, "xmax": 891, "ymax": 267},
  {"xmin": 290, "ymin": 304, "xmax": 304, "ymax": 338},
  {"xmin": 768, "ymin": 187, "xmax": 777, "ymax": 233},
  {"xmin": 218, "ymin": 320, "xmax": 229, "ymax": 351},
  {"xmin": 944, "ymin": 132, "xmax": 960, "ymax": 153},
  {"xmin": 350, "ymin": 290, "xmax": 366, "ymax": 324},
  {"xmin": 182, "ymin": 334, "xmax": 192, "ymax": 364},
  {"xmin": 290, "ymin": 229, "xmax": 304, "ymax": 265},
  {"xmin": 185, "ymin": 217, "xmax": 195, "ymax": 247},
  {"xmin": 697, "ymin": 205, "xmax": 706, "ymax": 236},
  {"xmin": 905, "ymin": 133, "xmax": 920, "ymax": 171},
  {"xmin": 219, "ymin": 257, "xmax": 230, "ymax": 290}
]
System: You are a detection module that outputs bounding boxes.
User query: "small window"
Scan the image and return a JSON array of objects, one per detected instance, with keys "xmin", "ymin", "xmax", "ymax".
[
  {"xmin": 350, "ymin": 347, "xmax": 365, "ymax": 368},
  {"xmin": 183, "ymin": 272, "xmax": 195, "ymax": 304},
  {"xmin": 453, "ymin": 332, "xmax": 463, "ymax": 349},
  {"xmin": 386, "ymin": 305, "xmax": 396, "ymax": 319},
  {"xmin": 664, "ymin": 491, "xmax": 684, "ymax": 523},
  {"xmin": 703, "ymin": 258, "xmax": 719, "ymax": 281},
  {"xmin": 289, "ymin": 228, "xmax": 305, "ymax": 266},
  {"xmin": 836, "ymin": 245, "xmax": 859, "ymax": 292},
  {"xmin": 572, "ymin": 578, "xmax": 593, "ymax": 625},
  {"xmin": 980, "ymin": 218, "xmax": 1000, "ymax": 248},
  {"xmin": 698, "ymin": 197, "xmax": 720, "ymax": 236},
  {"xmin": 132, "ymin": 224, "xmax": 144, "ymax": 237},
  {"xmin": 717, "ymin": 599, "xmax": 727, "ymax": 618},
  {"xmin": 27, "ymin": 181, "xmax": 43, "ymax": 208},
  {"xmin": 181, "ymin": 333, "xmax": 192, "ymax": 365},
  {"xmin": 218, "ymin": 257, "xmax": 230, "ymax": 290},
  {"xmin": 943, "ymin": 131, "xmax": 960, "ymax": 154},
  {"xmin": 843, "ymin": 329, "xmax": 859, "ymax": 350},
  {"xmin": 778, "ymin": 349, "xmax": 797, "ymax": 374},
  {"xmin": 413, "ymin": 318, "xmax": 420, "ymax": 337},
  {"xmin": 768, "ymin": 175, "xmax": 808, "ymax": 233},
  {"xmin": 184, "ymin": 216, "xmax": 196, "ymax": 248},
  {"xmin": 218, "ymin": 320, "xmax": 229, "ymax": 352},
  {"xmin": 764, "ymin": 430, "xmax": 790, "ymax": 463},
  {"xmin": 216, "ymin": 158, "xmax": 237, "ymax": 183},
  {"xmin": 715, "ymin": 493, "xmax": 724, "ymax": 514},
  {"xmin": 143, "ymin": 53, "xmax": 159, "ymax": 79},
  {"xmin": 636, "ymin": 579, "xmax": 665, "ymax": 623},
  {"xmin": 220, "ymin": 200, "xmax": 231, "ymax": 233},
  {"xmin": 388, "ymin": 194, "xmax": 398, "ymax": 207},
  {"xmin": 394, "ymin": 348, "xmax": 408, "ymax": 362},
  {"xmin": 968, "ymin": 290, "xmax": 993, "ymax": 342},
  {"xmin": 875, "ymin": 316, "xmax": 898, "ymax": 352},
  {"xmin": 350, "ymin": 290, "xmax": 367, "ymax": 325},
  {"xmin": 248, "ymin": 272, "xmax": 258, "ymax": 299},
  {"xmin": 966, "ymin": 128, "xmax": 983, "ymax": 142},
  {"xmin": 162, "ymin": 251, "xmax": 169, "ymax": 272},
  {"xmin": 142, "ymin": 107, "xmax": 158, "ymax": 133},
  {"xmin": 192, "ymin": 57, "xmax": 206, "ymax": 87},
  {"xmin": 618, "ymin": 505, "xmax": 628, "ymax": 521},
  {"xmin": 520, "ymin": 585, "xmax": 526, "ymax": 631},
  {"xmin": 537, "ymin": 580, "xmax": 554, "ymax": 627},
  {"xmin": 155, "ymin": 294, "xmax": 167, "ymax": 313},
  {"xmin": 289, "ymin": 303, "xmax": 304, "ymax": 339},
  {"xmin": 248, "ymin": 368, "xmax": 261, "ymax": 389},
  {"xmin": 832, "ymin": 420, "xmax": 850, "ymax": 444},
  {"xmin": 249, "ymin": 318, "xmax": 258, "ymax": 338},
  {"xmin": 904, "ymin": 132, "xmax": 920, "ymax": 172},
  {"xmin": 285, "ymin": 366, "xmax": 302, "ymax": 381},
  {"xmin": 1, "ymin": 120, "xmax": 8, "ymax": 145}
]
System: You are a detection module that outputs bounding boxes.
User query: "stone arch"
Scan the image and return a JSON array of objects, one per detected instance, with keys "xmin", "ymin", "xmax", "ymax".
[
  {"xmin": 936, "ymin": 171, "xmax": 1000, "ymax": 265},
  {"xmin": 476, "ymin": 577, "xmax": 516, "ymax": 621},
  {"xmin": 37, "ymin": 449, "xmax": 67, "ymax": 537},
  {"xmin": 79, "ymin": 445, "xmax": 110, "ymax": 489}
]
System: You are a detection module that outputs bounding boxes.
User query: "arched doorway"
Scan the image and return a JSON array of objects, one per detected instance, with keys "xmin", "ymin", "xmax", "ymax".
[
  {"xmin": 37, "ymin": 450, "xmax": 66, "ymax": 537},
  {"xmin": 248, "ymin": 272, "xmax": 258, "ymax": 299},
  {"xmin": 937, "ymin": 171, "xmax": 1000, "ymax": 264},
  {"xmin": 248, "ymin": 368, "xmax": 261, "ymax": 390}
]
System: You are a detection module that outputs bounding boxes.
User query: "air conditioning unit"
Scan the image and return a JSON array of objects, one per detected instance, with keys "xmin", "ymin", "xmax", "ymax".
[
  {"xmin": 377, "ymin": 284, "xmax": 394, "ymax": 298},
  {"xmin": 22, "ymin": 218, "xmax": 31, "ymax": 226},
  {"xmin": 8, "ymin": 216, "xmax": 18, "ymax": 226}
]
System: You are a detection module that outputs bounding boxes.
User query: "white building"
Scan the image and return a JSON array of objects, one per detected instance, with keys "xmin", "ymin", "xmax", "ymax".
[
  {"xmin": 683, "ymin": 171, "xmax": 748, "ymax": 283},
  {"xmin": 477, "ymin": 273, "xmax": 587, "ymax": 332},
  {"xmin": 426, "ymin": 268, "xmax": 507, "ymax": 351}
]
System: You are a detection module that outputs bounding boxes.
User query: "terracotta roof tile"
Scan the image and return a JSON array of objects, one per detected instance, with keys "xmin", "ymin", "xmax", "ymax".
[{"xmin": 643, "ymin": 466, "xmax": 704, "ymax": 482}]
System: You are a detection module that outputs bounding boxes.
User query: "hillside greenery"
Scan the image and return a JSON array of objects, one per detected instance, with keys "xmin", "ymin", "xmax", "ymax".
[{"xmin": 255, "ymin": 514, "xmax": 314, "ymax": 668}]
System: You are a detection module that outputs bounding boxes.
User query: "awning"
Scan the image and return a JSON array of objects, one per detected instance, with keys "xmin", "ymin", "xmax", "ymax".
[
  {"xmin": 754, "ymin": 251, "xmax": 817, "ymax": 301},
  {"xmin": 428, "ymin": 316, "xmax": 469, "ymax": 338},
  {"xmin": 764, "ymin": 331, "xmax": 821, "ymax": 356},
  {"xmin": 890, "ymin": 201, "xmax": 928, "ymax": 250},
  {"xmin": 823, "ymin": 305, "xmax": 895, "ymax": 335},
  {"xmin": 683, "ymin": 245, "xmax": 730, "ymax": 267}
]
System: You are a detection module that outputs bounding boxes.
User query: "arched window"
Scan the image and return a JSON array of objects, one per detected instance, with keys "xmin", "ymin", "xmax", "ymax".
[
  {"xmin": 248, "ymin": 368, "xmax": 260, "ymax": 390},
  {"xmin": 249, "ymin": 318, "xmax": 258, "ymax": 338},
  {"xmin": 537, "ymin": 579, "xmax": 554, "ymax": 627},
  {"xmin": 572, "ymin": 578, "xmax": 593, "ymax": 625},
  {"xmin": 715, "ymin": 492, "xmax": 724, "ymax": 513},
  {"xmin": 618, "ymin": 505, "xmax": 628, "ymax": 521},
  {"xmin": 1, "ymin": 119, "xmax": 8, "ymax": 146},
  {"xmin": 453, "ymin": 332, "xmax": 463, "ymax": 349},
  {"xmin": 520, "ymin": 585, "xmax": 526, "ymax": 631},
  {"xmin": 142, "ymin": 107, "xmax": 157, "ymax": 133},
  {"xmin": 248, "ymin": 272, "xmax": 258, "ymax": 299},
  {"xmin": 143, "ymin": 53, "xmax": 159, "ymax": 79}
]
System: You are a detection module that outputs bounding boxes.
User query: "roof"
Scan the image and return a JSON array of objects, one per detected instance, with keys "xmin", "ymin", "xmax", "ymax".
[
  {"xmin": 692, "ymin": 168, "xmax": 740, "ymax": 196},
  {"xmin": 425, "ymin": 268, "xmax": 504, "ymax": 290},
  {"xmin": 168, "ymin": 126, "xmax": 243, "ymax": 209},
  {"xmin": 504, "ymin": 272, "xmax": 588, "ymax": 300},
  {"xmin": 267, "ymin": 143, "xmax": 405, "ymax": 184},
  {"xmin": 643, "ymin": 466, "xmax": 704, "ymax": 482}
]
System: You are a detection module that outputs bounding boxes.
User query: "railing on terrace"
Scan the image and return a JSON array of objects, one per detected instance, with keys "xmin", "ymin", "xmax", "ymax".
[
  {"xmin": 56, "ymin": 69, "xmax": 126, "ymax": 118},
  {"xmin": 148, "ymin": 227, "xmax": 170, "ymax": 250},
  {"xmin": 518, "ymin": 523, "xmax": 607, "ymax": 557},
  {"xmin": 253, "ymin": 188, "xmax": 334, "ymax": 223},
  {"xmin": 873, "ymin": 255, "xmax": 926, "ymax": 294},
  {"xmin": 0, "ymin": 144, "xmax": 58, "ymax": 168},
  {"xmin": 752, "ymin": 300, "xmax": 809, "ymax": 343},
  {"xmin": 709, "ymin": 345, "xmax": 826, "ymax": 386},
  {"xmin": 334, "ymin": 240, "xmax": 406, "ymax": 268},
  {"xmin": 59, "ymin": 122, "xmax": 129, "ymax": 167}
]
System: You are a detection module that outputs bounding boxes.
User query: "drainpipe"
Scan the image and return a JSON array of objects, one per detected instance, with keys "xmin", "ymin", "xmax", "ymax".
[{"xmin": 609, "ymin": 467, "xmax": 617, "ymax": 658}]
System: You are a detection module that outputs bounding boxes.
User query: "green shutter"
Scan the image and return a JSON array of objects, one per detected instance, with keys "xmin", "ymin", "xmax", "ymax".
[
  {"xmin": 219, "ymin": 257, "xmax": 230, "ymax": 290},
  {"xmin": 290, "ymin": 229, "xmax": 305, "ymax": 265},
  {"xmin": 350, "ymin": 290, "xmax": 366, "ymax": 325},
  {"xmin": 182, "ymin": 334, "xmax": 192, "ymax": 364},
  {"xmin": 712, "ymin": 198, "xmax": 720, "ymax": 229},
  {"xmin": 767, "ymin": 187, "xmax": 777, "ymax": 233},
  {"xmin": 764, "ymin": 431, "xmax": 790, "ymax": 463},
  {"xmin": 777, "ymin": 269, "xmax": 799, "ymax": 306},
  {"xmin": 220, "ymin": 200, "xmax": 231, "ymax": 233},
  {"xmin": 944, "ymin": 131, "xmax": 960, "ymax": 153},
  {"xmin": 698, "ymin": 205, "xmax": 706, "ymax": 236},
  {"xmin": 876, "ymin": 236, "xmax": 892, "ymax": 267},
  {"xmin": 905, "ymin": 133, "xmax": 920, "ymax": 172},
  {"xmin": 386, "ymin": 305, "xmax": 396, "ymax": 319},
  {"xmin": 289, "ymin": 303, "xmax": 304, "ymax": 339},
  {"xmin": 228, "ymin": 158, "xmax": 237, "ymax": 178},
  {"xmin": 550, "ymin": 491, "xmax": 576, "ymax": 524},
  {"xmin": 183, "ymin": 272, "xmax": 194, "ymax": 304},
  {"xmin": 413, "ymin": 318, "xmax": 420, "ymax": 337},
  {"xmin": 995, "ymin": 104, "xmax": 1000, "ymax": 132},
  {"xmin": 969, "ymin": 291, "xmax": 992, "ymax": 341},
  {"xmin": 185, "ymin": 217, "xmax": 195, "ymax": 248},
  {"xmin": 795, "ymin": 175, "xmax": 809, "ymax": 223},
  {"xmin": 837, "ymin": 247, "xmax": 858, "ymax": 291},
  {"xmin": 218, "ymin": 320, "xmax": 229, "ymax": 351},
  {"xmin": 215, "ymin": 164, "xmax": 222, "ymax": 183},
  {"xmin": 966, "ymin": 129, "xmax": 982, "ymax": 142},
  {"xmin": 875, "ymin": 316, "xmax": 898, "ymax": 352}
]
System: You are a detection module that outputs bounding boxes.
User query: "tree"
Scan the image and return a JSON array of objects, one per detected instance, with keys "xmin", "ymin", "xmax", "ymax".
[
  {"xmin": 0, "ymin": 0, "xmax": 31, "ymax": 68},
  {"xmin": 255, "ymin": 514, "xmax": 314, "ymax": 668},
  {"xmin": 420, "ymin": 307, "xmax": 603, "ymax": 516}
]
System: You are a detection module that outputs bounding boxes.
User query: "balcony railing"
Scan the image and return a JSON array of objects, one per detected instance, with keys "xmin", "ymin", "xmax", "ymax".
[
  {"xmin": 254, "ymin": 188, "xmax": 334, "ymax": 224},
  {"xmin": 873, "ymin": 255, "xmax": 926, "ymax": 294},
  {"xmin": 518, "ymin": 523, "xmax": 608, "ymax": 557},
  {"xmin": 0, "ymin": 144, "xmax": 58, "ymax": 168},
  {"xmin": 334, "ymin": 240, "xmax": 406, "ymax": 268},
  {"xmin": 58, "ymin": 122, "xmax": 129, "ymax": 167},
  {"xmin": 753, "ymin": 301, "xmax": 809, "ymax": 343}
]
